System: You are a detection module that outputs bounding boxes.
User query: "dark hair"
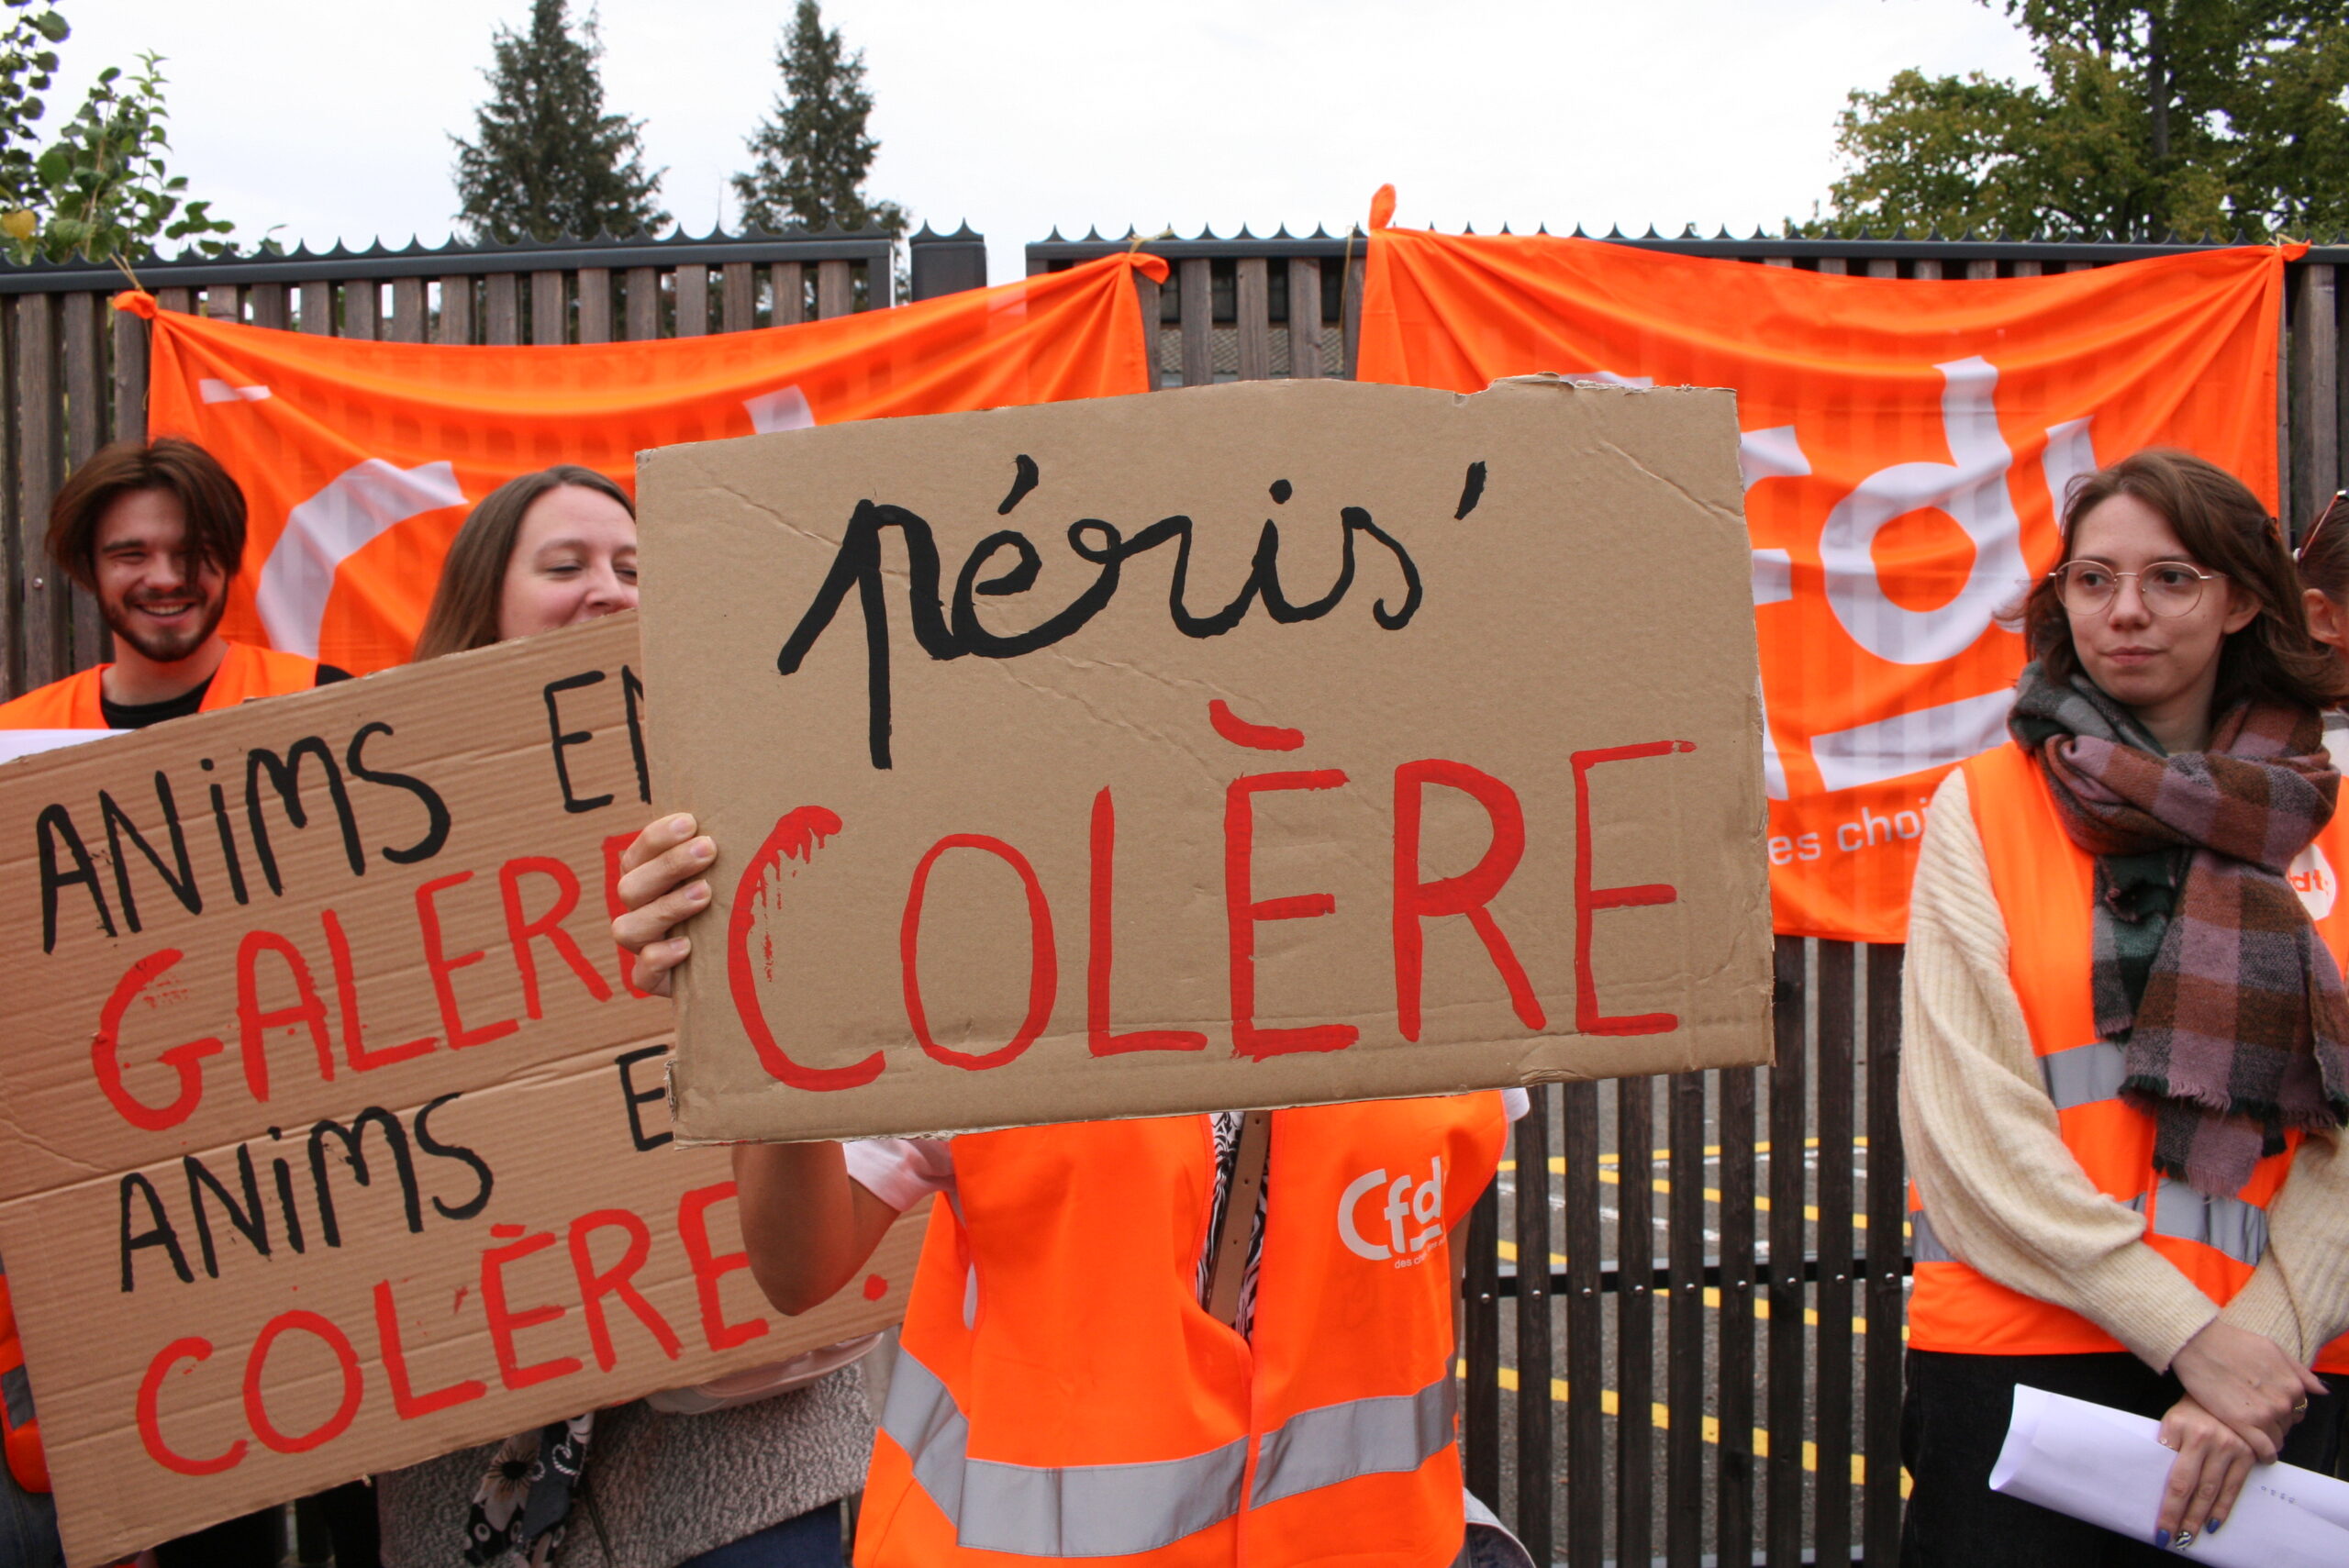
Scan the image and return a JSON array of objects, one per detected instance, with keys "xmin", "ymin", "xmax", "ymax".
[
  {"xmin": 47, "ymin": 436, "xmax": 247, "ymax": 589},
  {"xmin": 2295, "ymin": 490, "xmax": 2349, "ymax": 606},
  {"xmin": 412, "ymin": 465, "xmax": 633, "ymax": 661},
  {"xmin": 2021, "ymin": 448, "xmax": 2348, "ymax": 710}
]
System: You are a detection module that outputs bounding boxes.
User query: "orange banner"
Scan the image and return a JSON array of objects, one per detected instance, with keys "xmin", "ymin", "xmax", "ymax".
[
  {"xmin": 1357, "ymin": 223, "xmax": 2292, "ymax": 942},
  {"xmin": 139, "ymin": 253, "xmax": 1164, "ymax": 674}
]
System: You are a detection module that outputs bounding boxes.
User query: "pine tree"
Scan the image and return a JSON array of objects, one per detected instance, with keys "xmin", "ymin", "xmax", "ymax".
[
  {"xmin": 451, "ymin": 0, "xmax": 666, "ymax": 243},
  {"xmin": 732, "ymin": 0, "xmax": 906, "ymax": 237}
]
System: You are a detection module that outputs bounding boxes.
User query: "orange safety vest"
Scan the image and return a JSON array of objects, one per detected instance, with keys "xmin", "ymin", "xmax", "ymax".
[
  {"xmin": 854, "ymin": 1096, "xmax": 1508, "ymax": 1567},
  {"xmin": 0, "ymin": 1260, "xmax": 39, "ymax": 1496},
  {"xmin": 0, "ymin": 639, "xmax": 323, "ymax": 731},
  {"xmin": 1909, "ymin": 741, "xmax": 2349, "ymax": 1372},
  {"xmin": 0, "ymin": 638, "xmax": 319, "ymax": 1495}
]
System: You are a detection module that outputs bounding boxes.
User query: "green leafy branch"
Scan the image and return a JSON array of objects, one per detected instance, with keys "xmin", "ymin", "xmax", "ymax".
[
  {"xmin": 6, "ymin": 48, "xmax": 232, "ymax": 265},
  {"xmin": 0, "ymin": 0, "xmax": 67, "ymax": 215}
]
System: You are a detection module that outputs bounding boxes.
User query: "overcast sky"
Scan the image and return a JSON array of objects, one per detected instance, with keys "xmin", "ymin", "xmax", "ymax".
[{"xmin": 63, "ymin": 0, "xmax": 2040, "ymax": 284}]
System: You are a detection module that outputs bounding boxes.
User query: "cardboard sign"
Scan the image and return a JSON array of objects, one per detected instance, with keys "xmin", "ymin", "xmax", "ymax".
[
  {"xmin": 0, "ymin": 614, "xmax": 921, "ymax": 1567},
  {"xmin": 638, "ymin": 378, "xmax": 1775, "ymax": 1142}
]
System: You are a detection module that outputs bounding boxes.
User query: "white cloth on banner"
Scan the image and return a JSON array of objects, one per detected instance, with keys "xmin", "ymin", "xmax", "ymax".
[
  {"xmin": 0, "ymin": 728, "xmax": 122, "ymax": 765},
  {"xmin": 1989, "ymin": 1385, "xmax": 2349, "ymax": 1563}
]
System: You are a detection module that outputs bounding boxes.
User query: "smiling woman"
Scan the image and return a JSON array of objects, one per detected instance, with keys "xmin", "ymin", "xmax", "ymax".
[
  {"xmin": 379, "ymin": 463, "xmax": 875, "ymax": 1568},
  {"xmin": 412, "ymin": 466, "xmax": 640, "ymax": 660}
]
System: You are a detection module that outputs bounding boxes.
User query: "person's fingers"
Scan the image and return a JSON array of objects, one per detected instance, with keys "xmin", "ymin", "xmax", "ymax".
[
  {"xmin": 613, "ymin": 880, "xmax": 711, "ymax": 955},
  {"xmin": 630, "ymin": 935, "xmax": 689, "ymax": 997},
  {"xmin": 619, "ymin": 813, "xmax": 698, "ymax": 875},
  {"xmin": 2208, "ymin": 1440, "xmax": 2255, "ymax": 1537},
  {"xmin": 2178, "ymin": 1433, "xmax": 2247, "ymax": 1538},
  {"xmin": 616, "ymin": 835, "xmax": 717, "ymax": 917},
  {"xmin": 2298, "ymin": 1364, "xmax": 2331, "ymax": 1398},
  {"xmin": 2156, "ymin": 1438, "xmax": 2206, "ymax": 1540}
]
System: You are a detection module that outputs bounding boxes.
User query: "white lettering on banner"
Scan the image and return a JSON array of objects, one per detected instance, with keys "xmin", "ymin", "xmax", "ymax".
[
  {"xmin": 1338, "ymin": 1160, "xmax": 1446, "ymax": 1265},
  {"xmin": 1556, "ymin": 372, "xmax": 2088, "ymax": 801},
  {"xmin": 1742, "ymin": 428, "xmax": 1809, "ymax": 804},
  {"xmin": 743, "ymin": 384, "xmax": 816, "ymax": 434},
  {"xmin": 1812, "ymin": 688, "xmax": 2016, "ymax": 795},
  {"xmin": 1820, "ymin": 356, "xmax": 2092, "ymax": 666},
  {"xmin": 255, "ymin": 460, "xmax": 468, "ymax": 658},
  {"xmin": 1738, "ymin": 425, "xmax": 1811, "ymax": 491},
  {"xmin": 2292, "ymin": 841, "xmax": 2338, "ymax": 920},
  {"xmin": 2043, "ymin": 417, "xmax": 2101, "ymax": 524},
  {"xmin": 198, "ymin": 379, "xmax": 272, "ymax": 404},
  {"xmin": 1820, "ymin": 357, "xmax": 2016, "ymax": 662}
]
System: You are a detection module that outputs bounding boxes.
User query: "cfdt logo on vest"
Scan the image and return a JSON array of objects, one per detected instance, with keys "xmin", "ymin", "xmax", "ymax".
[{"xmin": 1340, "ymin": 1160, "xmax": 1446, "ymax": 1265}]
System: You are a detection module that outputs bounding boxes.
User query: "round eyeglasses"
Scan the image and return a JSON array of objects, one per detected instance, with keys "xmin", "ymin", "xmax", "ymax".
[{"xmin": 2048, "ymin": 560, "xmax": 2222, "ymax": 617}]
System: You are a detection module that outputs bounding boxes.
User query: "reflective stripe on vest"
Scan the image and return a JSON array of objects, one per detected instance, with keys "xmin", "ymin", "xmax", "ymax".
[
  {"xmin": 1912, "ymin": 1184, "xmax": 2270, "ymax": 1266},
  {"xmin": 2150, "ymin": 1179, "xmax": 2269, "ymax": 1267},
  {"xmin": 2040, "ymin": 1040, "xmax": 2127, "ymax": 1111},
  {"xmin": 883, "ymin": 1351, "xmax": 1464, "ymax": 1556},
  {"xmin": 2031, "ymin": 1041, "xmax": 2273, "ymax": 1265},
  {"xmin": 1250, "ymin": 1373, "xmax": 1456, "ymax": 1509},
  {"xmin": 1909, "ymin": 1209, "xmax": 1954, "ymax": 1264},
  {"xmin": 885, "ymin": 1350, "xmax": 1249, "ymax": 1557}
]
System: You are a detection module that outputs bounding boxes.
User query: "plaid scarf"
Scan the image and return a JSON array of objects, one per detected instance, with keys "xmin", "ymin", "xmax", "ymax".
[{"xmin": 2009, "ymin": 664, "xmax": 2349, "ymax": 1196}]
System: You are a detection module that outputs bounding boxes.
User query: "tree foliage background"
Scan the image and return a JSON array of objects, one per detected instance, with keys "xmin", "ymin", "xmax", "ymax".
[
  {"xmin": 733, "ymin": 0, "xmax": 907, "ymax": 237},
  {"xmin": 1820, "ymin": 1, "xmax": 2349, "ymax": 239},
  {"xmin": 0, "ymin": 0, "xmax": 233, "ymax": 264},
  {"xmin": 453, "ymin": 0, "xmax": 665, "ymax": 243}
]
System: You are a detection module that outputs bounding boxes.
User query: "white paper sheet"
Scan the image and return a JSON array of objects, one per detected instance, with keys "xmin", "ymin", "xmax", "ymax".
[
  {"xmin": 0, "ymin": 728, "xmax": 122, "ymax": 766},
  {"xmin": 1989, "ymin": 1385, "xmax": 2349, "ymax": 1562}
]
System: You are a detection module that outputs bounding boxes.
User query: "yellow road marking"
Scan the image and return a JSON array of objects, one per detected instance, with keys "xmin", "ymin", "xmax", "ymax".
[
  {"xmin": 1469, "ymin": 1362, "xmax": 1893, "ymax": 1488},
  {"xmin": 1499, "ymin": 1137, "xmax": 1870, "ymax": 1176}
]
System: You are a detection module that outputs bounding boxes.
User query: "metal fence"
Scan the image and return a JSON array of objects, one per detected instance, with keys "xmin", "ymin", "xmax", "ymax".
[
  {"xmin": 11, "ymin": 222, "xmax": 2349, "ymax": 1564},
  {"xmin": 1459, "ymin": 939, "xmax": 1905, "ymax": 1567}
]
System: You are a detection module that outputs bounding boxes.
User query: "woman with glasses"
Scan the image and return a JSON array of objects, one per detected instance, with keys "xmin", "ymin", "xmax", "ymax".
[{"xmin": 1899, "ymin": 449, "xmax": 2349, "ymax": 1564}]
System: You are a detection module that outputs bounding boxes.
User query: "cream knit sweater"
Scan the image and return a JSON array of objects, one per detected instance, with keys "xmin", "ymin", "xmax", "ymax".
[{"xmin": 1899, "ymin": 765, "xmax": 2349, "ymax": 1371}]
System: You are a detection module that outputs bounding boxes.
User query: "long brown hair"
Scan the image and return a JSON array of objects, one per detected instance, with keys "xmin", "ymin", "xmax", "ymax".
[
  {"xmin": 49, "ymin": 437, "xmax": 247, "ymax": 589},
  {"xmin": 412, "ymin": 466, "xmax": 633, "ymax": 661},
  {"xmin": 2021, "ymin": 448, "xmax": 2347, "ymax": 710}
]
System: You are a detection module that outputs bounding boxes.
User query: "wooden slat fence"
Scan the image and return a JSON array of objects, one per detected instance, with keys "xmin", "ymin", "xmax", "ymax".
[
  {"xmin": 1030, "ymin": 226, "xmax": 2349, "ymax": 1563},
  {"xmin": 0, "ymin": 225, "xmax": 935, "ymax": 705}
]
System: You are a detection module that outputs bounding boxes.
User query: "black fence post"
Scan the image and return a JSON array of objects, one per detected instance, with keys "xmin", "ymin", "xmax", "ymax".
[{"xmin": 909, "ymin": 223, "xmax": 988, "ymax": 300}]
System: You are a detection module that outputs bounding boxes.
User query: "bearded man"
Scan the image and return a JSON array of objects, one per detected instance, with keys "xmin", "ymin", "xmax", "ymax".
[
  {"xmin": 0, "ymin": 436, "xmax": 346, "ymax": 730},
  {"xmin": 0, "ymin": 436, "xmax": 365, "ymax": 1568}
]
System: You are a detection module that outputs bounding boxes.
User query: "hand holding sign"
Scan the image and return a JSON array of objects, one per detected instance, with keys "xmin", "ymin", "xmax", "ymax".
[
  {"xmin": 634, "ymin": 377, "xmax": 1776, "ymax": 1143},
  {"xmin": 613, "ymin": 811, "xmax": 718, "ymax": 996},
  {"xmin": 0, "ymin": 617, "xmax": 922, "ymax": 1566}
]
